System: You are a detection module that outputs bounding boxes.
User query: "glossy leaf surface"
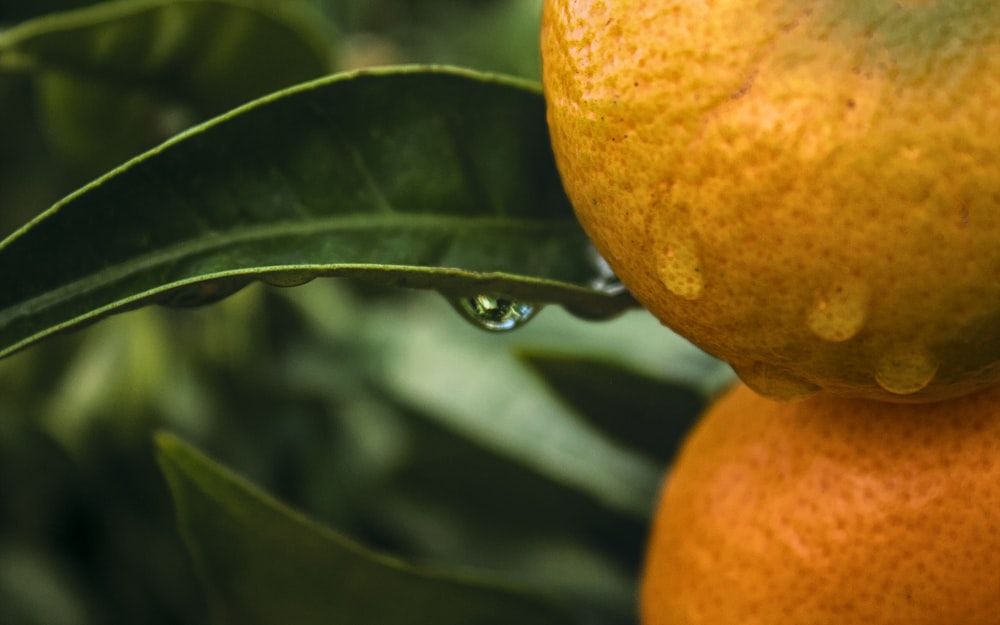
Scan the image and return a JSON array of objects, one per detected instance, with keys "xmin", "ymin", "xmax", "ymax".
[
  {"xmin": 156, "ymin": 432, "xmax": 580, "ymax": 625},
  {"xmin": 0, "ymin": 67, "xmax": 635, "ymax": 359}
]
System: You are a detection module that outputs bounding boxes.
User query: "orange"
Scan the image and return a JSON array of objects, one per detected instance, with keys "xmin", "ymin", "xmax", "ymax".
[
  {"xmin": 640, "ymin": 381, "xmax": 1000, "ymax": 625},
  {"xmin": 541, "ymin": 0, "xmax": 1000, "ymax": 402}
]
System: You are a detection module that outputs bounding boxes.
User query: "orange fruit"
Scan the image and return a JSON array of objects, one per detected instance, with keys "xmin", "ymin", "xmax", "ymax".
[
  {"xmin": 641, "ymin": 381, "xmax": 1000, "ymax": 625},
  {"xmin": 541, "ymin": 0, "xmax": 1000, "ymax": 402}
]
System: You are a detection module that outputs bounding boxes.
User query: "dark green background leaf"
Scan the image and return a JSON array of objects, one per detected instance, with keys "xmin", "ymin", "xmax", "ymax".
[
  {"xmin": 0, "ymin": 0, "xmax": 334, "ymax": 114},
  {"xmin": 0, "ymin": 67, "xmax": 634, "ymax": 360},
  {"xmin": 518, "ymin": 351, "xmax": 706, "ymax": 463},
  {"xmin": 366, "ymin": 296, "xmax": 664, "ymax": 519},
  {"xmin": 0, "ymin": 4, "xmax": 680, "ymax": 625},
  {"xmin": 156, "ymin": 431, "xmax": 581, "ymax": 625},
  {"xmin": 0, "ymin": 0, "xmax": 335, "ymax": 174}
]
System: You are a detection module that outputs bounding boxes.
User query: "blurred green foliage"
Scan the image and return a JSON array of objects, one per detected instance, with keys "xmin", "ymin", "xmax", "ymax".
[{"xmin": 0, "ymin": 1, "xmax": 732, "ymax": 624}]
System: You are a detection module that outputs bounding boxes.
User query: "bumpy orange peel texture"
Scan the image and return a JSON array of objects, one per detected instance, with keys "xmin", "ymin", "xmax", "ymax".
[
  {"xmin": 542, "ymin": 0, "xmax": 1000, "ymax": 402},
  {"xmin": 641, "ymin": 381, "xmax": 1000, "ymax": 625}
]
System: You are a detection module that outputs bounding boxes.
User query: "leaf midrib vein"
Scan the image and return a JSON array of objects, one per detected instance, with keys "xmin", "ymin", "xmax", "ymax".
[{"xmin": 0, "ymin": 213, "xmax": 576, "ymax": 327}]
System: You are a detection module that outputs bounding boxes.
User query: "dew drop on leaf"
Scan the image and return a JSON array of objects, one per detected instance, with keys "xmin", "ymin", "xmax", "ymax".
[
  {"xmin": 157, "ymin": 278, "xmax": 250, "ymax": 307},
  {"xmin": 564, "ymin": 245, "xmax": 629, "ymax": 320},
  {"xmin": 451, "ymin": 294, "xmax": 539, "ymax": 332},
  {"xmin": 586, "ymin": 244, "xmax": 627, "ymax": 296}
]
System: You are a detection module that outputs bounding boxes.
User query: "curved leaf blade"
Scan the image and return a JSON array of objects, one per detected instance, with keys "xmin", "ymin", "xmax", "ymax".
[
  {"xmin": 0, "ymin": 67, "xmax": 634, "ymax": 360},
  {"xmin": 0, "ymin": 0, "xmax": 334, "ymax": 114},
  {"xmin": 367, "ymin": 297, "xmax": 664, "ymax": 519},
  {"xmin": 156, "ymin": 432, "xmax": 580, "ymax": 625}
]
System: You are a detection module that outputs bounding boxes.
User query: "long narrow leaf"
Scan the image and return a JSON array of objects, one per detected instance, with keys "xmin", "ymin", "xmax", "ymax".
[
  {"xmin": 0, "ymin": 67, "xmax": 635, "ymax": 359},
  {"xmin": 156, "ymin": 432, "xmax": 581, "ymax": 625}
]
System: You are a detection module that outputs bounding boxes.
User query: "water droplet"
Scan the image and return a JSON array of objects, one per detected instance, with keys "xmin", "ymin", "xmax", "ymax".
[
  {"xmin": 586, "ymin": 245, "xmax": 628, "ymax": 296},
  {"xmin": 565, "ymin": 245, "xmax": 629, "ymax": 320},
  {"xmin": 732, "ymin": 361, "xmax": 821, "ymax": 401},
  {"xmin": 262, "ymin": 271, "xmax": 317, "ymax": 288},
  {"xmin": 806, "ymin": 278, "xmax": 870, "ymax": 342},
  {"xmin": 451, "ymin": 294, "xmax": 540, "ymax": 332},
  {"xmin": 654, "ymin": 227, "xmax": 704, "ymax": 300},
  {"xmin": 158, "ymin": 278, "xmax": 250, "ymax": 307},
  {"xmin": 875, "ymin": 348, "xmax": 939, "ymax": 395}
]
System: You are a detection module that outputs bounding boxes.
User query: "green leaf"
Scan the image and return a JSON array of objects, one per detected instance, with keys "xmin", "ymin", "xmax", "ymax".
[
  {"xmin": 155, "ymin": 431, "xmax": 581, "ymax": 625},
  {"xmin": 365, "ymin": 294, "xmax": 663, "ymax": 519},
  {"xmin": 0, "ymin": 0, "xmax": 334, "ymax": 114},
  {"xmin": 366, "ymin": 402, "xmax": 643, "ymax": 619},
  {"xmin": 518, "ymin": 351, "xmax": 706, "ymax": 463},
  {"xmin": 1, "ymin": 0, "xmax": 335, "ymax": 173},
  {"xmin": 0, "ymin": 66, "xmax": 634, "ymax": 360}
]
